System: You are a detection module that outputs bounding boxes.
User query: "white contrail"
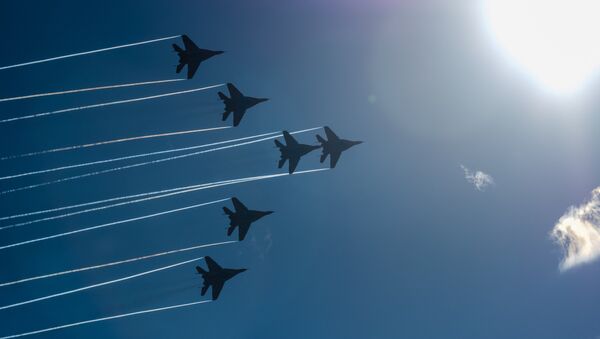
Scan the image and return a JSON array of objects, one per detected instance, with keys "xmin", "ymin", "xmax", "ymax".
[
  {"xmin": 0, "ymin": 35, "xmax": 181, "ymax": 71},
  {"xmin": 0, "ymin": 84, "xmax": 224, "ymax": 124},
  {"xmin": 0, "ymin": 168, "xmax": 328, "ymax": 223},
  {"xmin": 0, "ymin": 198, "xmax": 228, "ymax": 251},
  {"xmin": 0, "ymin": 130, "xmax": 278, "ymax": 181},
  {"xmin": 0, "ymin": 241, "xmax": 235, "ymax": 287},
  {"xmin": 0, "ymin": 79, "xmax": 186, "ymax": 103},
  {"xmin": 0, "ymin": 256, "xmax": 203, "ymax": 311},
  {"xmin": 0, "ymin": 127, "xmax": 321, "ymax": 195},
  {"xmin": 0, "ymin": 177, "xmax": 256, "ymax": 222},
  {"xmin": 0, "ymin": 131, "xmax": 279, "ymax": 194},
  {"xmin": 0, "ymin": 178, "xmax": 257, "ymax": 230},
  {"xmin": 0, "ymin": 126, "xmax": 231, "ymax": 161},
  {"xmin": 0, "ymin": 300, "xmax": 211, "ymax": 339}
]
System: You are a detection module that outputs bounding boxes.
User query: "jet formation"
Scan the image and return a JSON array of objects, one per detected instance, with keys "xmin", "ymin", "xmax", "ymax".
[{"xmin": 171, "ymin": 35, "xmax": 362, "ymax": 300}]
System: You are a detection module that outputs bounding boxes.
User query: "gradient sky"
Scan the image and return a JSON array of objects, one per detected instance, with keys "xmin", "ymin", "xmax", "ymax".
[{"xmin": 1, "ymin": 1, "xmax": 600, "ymax": 338}]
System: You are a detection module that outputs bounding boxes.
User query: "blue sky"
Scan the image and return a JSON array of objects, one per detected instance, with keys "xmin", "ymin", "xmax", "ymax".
[{"xmin": 1, "ymin": 1, "xmax": 600, "ymax": 338}]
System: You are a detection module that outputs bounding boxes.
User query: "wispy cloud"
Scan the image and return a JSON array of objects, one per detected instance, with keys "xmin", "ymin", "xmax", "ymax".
[
  {"xmin": 460, "ymin": 165, "xmax": 494, "ymax": 191},
  {"xmin": 246, "ymin": 229, "xmax": 273, "ymax": 261},
  {"xmin": 551, "ymin": 187, "xmax": 600, "ymax": 272}
]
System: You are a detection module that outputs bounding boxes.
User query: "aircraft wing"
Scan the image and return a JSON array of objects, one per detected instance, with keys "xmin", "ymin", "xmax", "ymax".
[
  {"xmin": 288, "ymin": 156, "xmax": 300, "ymax": 174},
  {"xmin": 211, "ymin": 281, "xmax": 225, "ymax": 300},
  {"xmin": 227, "ymin": 83, "xmax": 244, "ymax": 99},
  {"xmin": 232, "ymin": 109, "xmax": 247, "ymax": 127},
  {"xmin": 186, "ymin": 60, "xmax": 201, "ymax": 79},
  {"xmin": 205, "ymin": 256, "xmax": 222, "ymax": 272},
  {"xmin": 232, "ymin": 197, "xmax": 248, "ymax": 213},
  {"xmin": 282, "ymin": 131, "xmax": 298, "ymax": 146},
  {"xmin": 324, "ymin": 126, "xmax": 340, "ymax": 141},
  {"xmin": 182, "ymin": 35, "xmax": 200, "ymax": 51},
  {"xmin": 238, "ymin": 222, "xmax": 251, "ymax": 241},
  {"xmin": 329, "ymin": 150, "xmax": 342, "ymax": 168}
]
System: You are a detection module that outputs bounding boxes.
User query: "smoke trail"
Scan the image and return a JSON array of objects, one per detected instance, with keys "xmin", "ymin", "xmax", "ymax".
[
  {"xmin": 0, "ymin": 168, "xmax": 328, "ymax": 229},
  {"xmin": 0, "ymin": 168, "xmax": 328, "ymax": 223},
  {"xmin": 0, "ymin": 178, "xmax": 257, "ymax": 230},
  {"xmin": 1, "ymin": 126, "xmax": 231, "ymax": 161},
  {"xmin": 0, "ymin": 177, "xmax": 256, "ymax": 222},
  {"xmin": 0, "ymin": 130, "xmax": 278, "ymax": 181},
  {"xmin": 0, "ymin": 84, "xmax": 224, "ymax": 124},
  {"xmin": 0, "ymin": 300, "xmax": 210, "ymax": 339},
  {"xmin": 0, "ymin": 241, "xmax": 235, "ymax": 287},
  {"xmin": 0, "ymin": 79, "xmax": 186, "ymax": 103},
  {"xmin": 0, "ymin": 198, "xmax": 228, "ymax": 251},
  {"xmin": 0, "ymin": 35, "xmax": 181, "ymax": 71},
  {"xmin": 0, "ymin": 256, "xmax": 203, "ymax": 311},
  {"xmin": 0, "ymin": 127, "xmax": 321, "ymax": 195},
  {"xmin": 0, "ymin": 131, "xmax": 279, "ymax": 194}
]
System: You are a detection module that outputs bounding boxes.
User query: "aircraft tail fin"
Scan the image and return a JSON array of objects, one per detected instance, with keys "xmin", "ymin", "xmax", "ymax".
[
  {"xmin": 176, "ymin": 63, "xmax": 184, "ymax": 74},
  {"xmin": 316, "ymin": 134, "xmax": 327, "ymax": 145},
  {"xmin": 223, "ymin": 207, "xmax": 234, "ymax": 216},
  {"xmin": 227, "ymin": 225, "xmax": 236, "ymax": 236},
  {"xmin": 172, "ymin": 44, "xmax": 183, "ymax": 53},
  {"xmin": 196, "ymin": 266, "xmax": 206, "ymax": 275},
  {"xmin": 218, "ymin": 92, "xmax": 228, "ymax": 101},
  {"xmin": 274, "ymin": 139, "xmax": 284, "ymax": 149}
]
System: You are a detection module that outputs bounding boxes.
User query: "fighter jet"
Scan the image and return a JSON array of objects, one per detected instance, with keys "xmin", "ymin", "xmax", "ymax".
[
  {"xmin": 196, "ymin": 256, "xmax": 246, "ymax": 301},
  {"xmin": 316, "ymin": 126, "xmax": 362, "ymax": 168},
  {"xmin": 274, "ymin": 131, "xmax": 321, "ymax": 174},
  {"xmin": 218, "ymin": 83, "xmax": 269, "ymax": 127},
  {"xmin": 172, "ymin": 35, "xmax": 223, "ymax": 79},
  {"xmin": 223, "ymin": 197, "xmax": 273, "ymax": 241}
]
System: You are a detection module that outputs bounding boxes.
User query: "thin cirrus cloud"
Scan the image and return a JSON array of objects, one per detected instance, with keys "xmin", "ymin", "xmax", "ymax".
[
  {"xmin": 551, "ymin": 187, "xmax": 600, "ymax": 272},
  {"xmin": 460, "ymin": 165, "xmax": 494, "ymax": 191}
]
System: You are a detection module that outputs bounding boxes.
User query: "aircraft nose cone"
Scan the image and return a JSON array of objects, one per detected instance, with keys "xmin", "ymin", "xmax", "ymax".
[
  {"xmin": 258, "ymin": 98, "xmax": 269, "ymax": 103},
  {"xmin": 214, "ymin": 50, "xmax": 225, "ymax": 55},
  {"xmin": 353, "ymin": 141, "xmax": 363, "ymax": 145},
  {"xmin": 263, "ymin": 211, "xmax": 274, "ymax": 216}
]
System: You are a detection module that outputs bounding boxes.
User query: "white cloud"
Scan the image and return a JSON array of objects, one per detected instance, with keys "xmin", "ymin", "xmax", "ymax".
[
  {"xmin": 551, "ymin": 187, "xmax": 600, "ymax": 272},
  {"xmin": 460, "ymin": 165, "xmax": 494, "ymax": 191}
]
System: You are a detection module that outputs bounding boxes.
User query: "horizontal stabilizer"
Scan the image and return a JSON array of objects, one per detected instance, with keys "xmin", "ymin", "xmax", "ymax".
[
  {"xmin": 172, "ymin": 44, "xmax": 183, "ymax": 53},
  {"xmin": 222, "ymin": 111, "xmax": 231, "ymax": 121},
  {"xmin": 316, "ymin": 134, "xmax": 326, "ymax": 144},
  {"xmin": 176, "ymin": 63, "xmax": 184, "ymax": 74},
  {"xmin": 196, "ymin": 266, "xmax": 206, "ymax": 275},
  {"xmin": 278, "ymin": 158, "xmax": 286, "ymax": 168},
  {"xmin": 223, "ymin": 207, "xmax": 234, "ymax": 216},
  {"xmin": 218, "ymin": 92, "xmax": 228, "ymax": 101},
  {"xmin": 274, "ymin": 139, "xmax": 284, "ymax": 149},
  {"xmin": 320, "ymin": 152, "xmax": 328, "ymax": 163},
  {"xmin": 227, "ymin": 226, "xmax": 235, "ymax": 236}
]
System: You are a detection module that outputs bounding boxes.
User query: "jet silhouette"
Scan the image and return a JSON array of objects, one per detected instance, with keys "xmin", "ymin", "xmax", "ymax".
[
  {"xmin": 316, "ymin": 126, "xmax": 362, "ymax": 168},
  {"xmin": 218, "ymin": 83, "xmax": 268, "ymax": 127},
  {"xmin": 223, "ymin": 197, "xmax": 273, "ymax": 241},
  {"xmin": 274, "ymin": 131, "xmax": 321, "ymax": 174},
  {"xmin": 196, "ymin": 256, "xmax": 246, "ymax": 300},
  {"xmin": 172, "ymin": 35, "xmax": 223, "ymax": 79}
]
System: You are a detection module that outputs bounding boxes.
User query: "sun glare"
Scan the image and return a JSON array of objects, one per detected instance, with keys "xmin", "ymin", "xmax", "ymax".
[{"xmin": 483, "ymin": 0, "xmax": 600, "ymax": 95}]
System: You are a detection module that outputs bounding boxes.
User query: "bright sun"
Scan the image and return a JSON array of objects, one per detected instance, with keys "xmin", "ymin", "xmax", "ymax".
[{"xmin": 483, "ymin": 0, "xmax": 600, "ymax": 95}]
